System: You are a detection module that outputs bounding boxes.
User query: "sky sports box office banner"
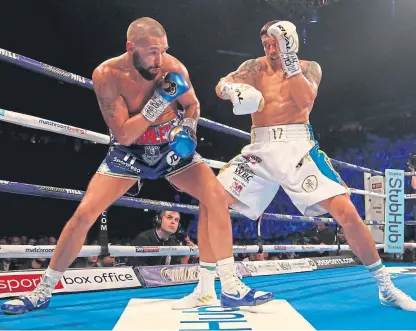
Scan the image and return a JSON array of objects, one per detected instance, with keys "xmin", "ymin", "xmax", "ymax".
[{"xmin": 0, "ymin": 257, "xmax": 361, "ymax": 298}]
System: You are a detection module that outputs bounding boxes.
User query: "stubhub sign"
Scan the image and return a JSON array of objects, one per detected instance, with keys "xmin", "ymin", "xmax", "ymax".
[
  {"xmin": 113, "ymin": 299, "xmax": 316, "ymax": 331},
  {"xmin": 0, "ymin": 267, "xmax": 141, "ymax": 298}
]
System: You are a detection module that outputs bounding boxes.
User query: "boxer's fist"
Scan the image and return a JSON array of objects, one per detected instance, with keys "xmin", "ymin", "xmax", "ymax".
[
  {"xmin": 267, "ymin": 21, "xmax": 299, "ymax": 54},
  {"xmin": 221, "ymin": 83, "xmax": 264, "ymax": 115},
  {"xmin": 168, "ymin": 118, "xmax": 197, "ymax": 159},
  {"xmin": 142, "ymin": 72, "xmax": 189, "ymax": 122}
]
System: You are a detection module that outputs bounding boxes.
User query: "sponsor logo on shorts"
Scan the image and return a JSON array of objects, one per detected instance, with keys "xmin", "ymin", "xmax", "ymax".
[
  {"xmin": 0, "ymin": 109, "xmax": 4, "ymax": 116},
  {"xmin": 234, "ymin": 164, "xmax": 254, "ymax": 183},
  {"xmin": 230, "ymin": 181, "xmax": 244, "ymax": 196},
  {"xmin": 142, "ymin": 146, "xmax": 161, "ymax": 166},
  {"xmin": 302, "ymin": 175, "xmax": 318, "ymax": 192},
  {"xmin": 0, "ymin": 48, "xmax": 18, "ymax": 60},
  {"xmin": 166, "ymin": 151, "xmax": 181, "ymax": 166},
  {"xmin": 242, "ymin": 154, "xmax": 262, "ymax": 164},
  {"xmin": 113, "ymin": 156, "xmax": 141, "ymax": 174}
]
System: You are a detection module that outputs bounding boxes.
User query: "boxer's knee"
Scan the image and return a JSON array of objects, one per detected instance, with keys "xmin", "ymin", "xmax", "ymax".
[
  {"xmin": 70, "ymin": 204, "xmax": 100, "ymax": 230},
  {"xmin": 203, "ymin": 183, "xmax": 230, "ymax": 211},
  {"xmin": 331, "ymin": 198, "xmax": 360, "ymax": 229}
]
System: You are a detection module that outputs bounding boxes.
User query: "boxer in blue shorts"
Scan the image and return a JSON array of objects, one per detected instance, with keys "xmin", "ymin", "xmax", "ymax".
[{"xmin": 1, "ymin": 17, "xmax": 272, "ymax": 315}]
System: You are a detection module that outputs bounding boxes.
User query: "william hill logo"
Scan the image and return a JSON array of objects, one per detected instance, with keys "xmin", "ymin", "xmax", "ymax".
[{"xmin": 160, "ymin": 267, "xmax": 199, "ymax": 283}]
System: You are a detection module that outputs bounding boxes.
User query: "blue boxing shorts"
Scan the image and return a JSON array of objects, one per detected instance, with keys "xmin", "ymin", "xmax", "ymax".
[{"xmin": 97, "ymin": 118, "xmax": 202, "ymax": 181}]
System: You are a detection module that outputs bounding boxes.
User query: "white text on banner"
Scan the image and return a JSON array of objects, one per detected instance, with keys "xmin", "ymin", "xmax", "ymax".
[{"xmin": 384, "ymin": 169, "xmax": 404, "ymax": 253}]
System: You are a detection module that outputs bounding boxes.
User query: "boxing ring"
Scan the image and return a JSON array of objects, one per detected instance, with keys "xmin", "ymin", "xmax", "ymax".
[{"xmin": 1, "ymin": 48, "xmax": 416, "ymax": 330}]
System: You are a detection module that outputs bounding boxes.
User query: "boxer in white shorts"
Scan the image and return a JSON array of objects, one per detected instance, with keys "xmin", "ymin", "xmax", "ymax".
[
  {"xmin": 217, "ymin": 124, "xmax": 347, "ymax": 220},
  {"xmin": 173, "ymin": 20, "xmax": 416, "ymax": 311}
]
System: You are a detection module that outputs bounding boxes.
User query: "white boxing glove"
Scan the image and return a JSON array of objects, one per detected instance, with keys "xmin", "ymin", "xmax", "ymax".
[
  {"xmin": 267, "ymin": 21, "xmax": 301, "ymax": 78},
  {"xmin": 220, "ymin": 83, "xmax": 264, "ymax": 115}
]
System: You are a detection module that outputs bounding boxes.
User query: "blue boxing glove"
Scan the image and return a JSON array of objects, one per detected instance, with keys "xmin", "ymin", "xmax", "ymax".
[
  {"xmin": 168, "ymin": 118, "xmax": 197, "ymax": 158},
  {"xmin": 142, "ymin": 72, "xmax": 189, "ymax": 122}
]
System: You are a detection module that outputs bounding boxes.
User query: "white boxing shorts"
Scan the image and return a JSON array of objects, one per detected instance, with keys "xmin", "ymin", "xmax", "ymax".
[{"xmin": 217, "ymin": 124, "xmax": 349, "ymax": 220}]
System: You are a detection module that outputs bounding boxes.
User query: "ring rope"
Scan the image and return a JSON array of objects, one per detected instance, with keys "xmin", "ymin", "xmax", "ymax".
[
  {"xmin": 0, "ymin": 47, "xmax": 386, "ymax": 176},
  {"xmin": 1, "ymin": 179, "xmax": 416, "ymax": 226},
  {"xmin": 0, "ymin": 243, "xmax": 396, "ymax": 259}
]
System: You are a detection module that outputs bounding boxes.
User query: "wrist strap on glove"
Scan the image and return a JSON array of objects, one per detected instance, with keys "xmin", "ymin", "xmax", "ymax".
[
  {"xmin": 141, "ymin": 91, "xmax": 170, "ymax": 122},
  {"xmin": 280, "ymin": 53, "xmax": 302, "ymax": 78},
  {"xmin": 180, "ymin": 117, "xmax": 198, "ymax": 132}
]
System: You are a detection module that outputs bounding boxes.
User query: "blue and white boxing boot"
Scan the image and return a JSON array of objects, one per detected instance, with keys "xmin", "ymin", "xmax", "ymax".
[
  {"xmin": 1, "ymin": 272, "xmax": 57, "ymax": 315},
  {"xmin": 218, "ymin": 257, "xmax": 274, "ymax": 308},
  {"xmin": 375, "ymin": 269, "xmax": 416, "ymax": 311}
]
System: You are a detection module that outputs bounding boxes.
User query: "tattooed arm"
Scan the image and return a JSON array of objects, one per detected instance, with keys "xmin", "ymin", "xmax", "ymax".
[
  {"xmin": 288, "ymin": 61, "xmax": 322, "ymax": 110},
  {"xmin": 215, "ymin": 59, "xmax": 262, "ymax": 99},
  {"xmin": 92, "ymin": 65, "xmax": 150, "ymax": 145}
]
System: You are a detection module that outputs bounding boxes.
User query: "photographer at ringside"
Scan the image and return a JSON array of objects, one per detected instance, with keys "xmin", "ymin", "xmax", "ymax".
[{"xmin": 128, "ymin": 211, "xmax": 194, "ymax": 266}]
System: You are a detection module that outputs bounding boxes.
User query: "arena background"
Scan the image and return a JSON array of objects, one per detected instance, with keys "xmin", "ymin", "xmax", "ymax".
[{"xmin": 1, "ymin": 0, "xmax": 416, "ymax": 242}]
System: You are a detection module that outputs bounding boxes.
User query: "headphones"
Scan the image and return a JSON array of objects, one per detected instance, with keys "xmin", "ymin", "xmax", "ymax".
[{"xmin": 153, "ymin": 211, "xmax": 181, "ymax": 231}]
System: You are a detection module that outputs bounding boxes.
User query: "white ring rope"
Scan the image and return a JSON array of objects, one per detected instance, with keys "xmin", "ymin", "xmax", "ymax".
[{"xmin": 0, "ymin": 243, "xmax": 400, "ymax": 259}]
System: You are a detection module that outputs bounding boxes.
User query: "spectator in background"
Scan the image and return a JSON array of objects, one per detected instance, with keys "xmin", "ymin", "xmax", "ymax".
[
  {"xmin": 27, "ymin": 238, "xmax": 37, "ymax": 246},
  {"xmin": 317, "ymin": 223, "xmax": 336, "ymax": 246},
  {"xmin": 37, "ymin": 237, "xmax": 48, "ymax": 245},
  {"xmin": 73, "ymin": 256, "xmax": 100, "ymax": 268},
  {"xmin": 8, "ymin": 236, "xmax": 25, "ymax": 270},
  {"xmin": 97, "ymin": 255, "xmax": 116, "ymax": 267},
  {"xmin": 19, "ymin": 258, "xmax": 49, "ymax": 270},
  {"xmin": 9, "ymin": 236, "xmax": 21, "ymax": 245},
  {"xmin": 128, "ymin": 211, "xmax": 184, "ymax": 267},
  {"xmin": 48, "ymin": 237, "xmax": 57, "ymax": 246},
  {"xmin": 407, "ymin": 154, "xmax": 416, "ymax": 190},
  {"xmin": 337, "ymin": 227, "xmax": 355, "ymax": 257}
]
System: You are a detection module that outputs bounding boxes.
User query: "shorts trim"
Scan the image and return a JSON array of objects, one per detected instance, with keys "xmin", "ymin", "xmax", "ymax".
[
  {"xmin": 309, "ymin": 147, "xmax": 343, "ymax": 185},
  {"xmin": 166, "ymin": 159, "xmax": 204, "ymax": 179},
  {"xmin": 96, "ymin": 170, "xmax": 139, "ymax": 181}
]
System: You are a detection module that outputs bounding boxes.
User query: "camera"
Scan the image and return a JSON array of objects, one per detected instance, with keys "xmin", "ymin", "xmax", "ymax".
[{"xmin": 174, "ymin": 228, "xmax": 188, "ymax": 244}]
